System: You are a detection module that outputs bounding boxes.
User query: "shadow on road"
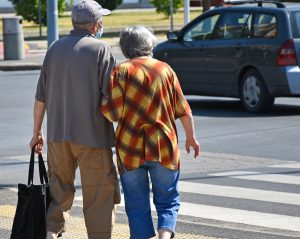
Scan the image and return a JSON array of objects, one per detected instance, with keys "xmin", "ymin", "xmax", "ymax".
[{"xmin": 186, "ymin": 97, "xmax": 300, "ymax": 117}]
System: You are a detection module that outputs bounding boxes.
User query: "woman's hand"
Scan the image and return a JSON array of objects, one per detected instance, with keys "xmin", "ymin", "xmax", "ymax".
[{"xmin": 186, "ymin": 136, "xmax": 200, "ymax": 158}]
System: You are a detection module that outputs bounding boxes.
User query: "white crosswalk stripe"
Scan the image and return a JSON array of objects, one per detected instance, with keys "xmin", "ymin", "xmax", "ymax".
[
  {"xmin": 110, "ymin": 195, "xmax": 300, "ymax": 232},
  {"xmin": 270, "ymin": 163, "xmax": 300, "ymax": 169},
  {"xmin": 55, "ymin": 162, "xmax": 300, "ymax": 235},
  {"xmin": 179, "ymin": 181, "xmax": 300, "ymax": 205},
  {"xmin": 177, "ymin": 202, "xmax": 300, "ymax": 232},
  {"xmin": 210, "ymin": 170, "xmax": 300, "ymax": 185}
]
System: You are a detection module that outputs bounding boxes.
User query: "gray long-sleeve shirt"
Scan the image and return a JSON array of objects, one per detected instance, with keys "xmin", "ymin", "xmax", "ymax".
[{"xmin": 35, "ymin": 29, "xmax": 115, "ymax": 148}]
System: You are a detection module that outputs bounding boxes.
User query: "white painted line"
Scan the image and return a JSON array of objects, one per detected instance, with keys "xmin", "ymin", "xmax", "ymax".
[
  {"xmin": 75, "ymin": 180, "xmax": 300, "ymax": 206},
  {"xmin": 5, "ymin": 187, "xmax": 18, "ymax": 192},
  {"xmin": 270, "ymin": 163, "xmax": 300, "ymax": 169},
  {"xmin": 4, "ymin": 155, "xmax": 47, "ymax": 162},
  {"xmin": 210, "ymin": 171, "xmax": 300, "ymax": 185},
  {"xmin": 73, "ymin": 196, "xmax": 300, "ymax": 232},
  {"xmin": 211, "ymin": 171, "xmax": 255, "ymax": 176},
  {"xmin": 4, "ymin": 155, "xmax": 29, "ymax": 161},
  {"xmin": 72, "ymin": 187, "xmax": 300, "ymax": 232},
  {"xmin": 178, "ymin": 202, "xmax": 300, "ymax": 232},
  {"xmin": 179, "ymin": 181, "xmax": 300, "ymax": 206},
  {"xmin": 115, "ymin": 195, "xmax": 300, "ymax": 232}
]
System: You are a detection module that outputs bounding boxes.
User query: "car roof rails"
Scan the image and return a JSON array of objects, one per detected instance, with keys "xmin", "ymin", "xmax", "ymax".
[{"xmin": 215, "ymin": 0, "xmax": 286, "ymax": 8}]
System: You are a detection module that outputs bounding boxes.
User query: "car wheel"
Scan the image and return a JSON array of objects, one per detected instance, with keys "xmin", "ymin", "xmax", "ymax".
[{"xmin": 241, "ymin": 69, "xmax": 274, "ymax": 113}]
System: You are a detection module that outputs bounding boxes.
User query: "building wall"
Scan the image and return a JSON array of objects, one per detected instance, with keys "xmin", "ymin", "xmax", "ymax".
[
  {"xmin": 0, "ymin": 0, "xmax": 14, "ymax": 13},
  {"xmin": 119, "ymin": 0, "xmax": 153, "ymax": 8},
  {"xmin": 0, "ymin": 0, "xmax": 13, "ymax": 7}
]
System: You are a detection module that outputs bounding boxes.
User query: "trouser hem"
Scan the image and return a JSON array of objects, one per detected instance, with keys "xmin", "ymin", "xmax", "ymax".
[
  {"xmin": 88, "ymin": 231, "xmax": 112, "ymax": 239},
  {"xmin": 46, "ymin": 225, "xmax": 64, "ymax": 235}
]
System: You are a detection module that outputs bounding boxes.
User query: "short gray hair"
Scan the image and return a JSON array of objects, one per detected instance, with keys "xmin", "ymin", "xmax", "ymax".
[
  {"xmin": 119, "ymin": 26, "xmax": 157, "ymax": 59},
  {"xmin": 72, "ymin": 21, "xmax": 95, "ymax": 30}
]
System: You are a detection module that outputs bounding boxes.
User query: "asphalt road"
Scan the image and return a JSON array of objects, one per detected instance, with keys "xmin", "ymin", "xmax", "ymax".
[
  {"xmin": 179, "ymin": 95, "xmax": 300, "ymax": 162},
  {"xmin": 0, "ymin": 70, "xmax": 300, "ymax": 239},
  {"xmin": 1, "ymin": 70, "xmax": 300, "ymax": 160}
]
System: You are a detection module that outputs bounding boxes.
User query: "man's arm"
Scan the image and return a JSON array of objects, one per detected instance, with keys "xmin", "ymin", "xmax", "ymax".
[
  {"xmin": 30, "ymin": 99, "xmax": 46, "ymax": 154},
  {"xmin": 179, "ymin": 114, "xmax": 200, "ymax": 158}
]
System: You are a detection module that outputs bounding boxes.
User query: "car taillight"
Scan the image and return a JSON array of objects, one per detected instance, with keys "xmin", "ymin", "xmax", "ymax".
[{"xmin": 277, "ymin": 39, "xmax": 297, "ymax": 66}]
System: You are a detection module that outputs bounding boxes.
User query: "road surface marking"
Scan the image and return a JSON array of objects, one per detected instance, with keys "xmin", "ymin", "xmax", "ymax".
[
  {"xmin": 72, "ymin": 195, "xmax": 300, "ymax": 233},
  {"xmin": 210, "ymin": 171, "xmax": 300, "ymax": 185},
  {"xmin": 269, "ymin": 163, "xmax": 300, "ymax": 169},
  {"xmin": 75, "ymin": 180, "xmax": 300, "ymax": 206},
  {"xmin": 179, "ymin": 181, "xmax": 300, "ymax": 206},
  {"xmin": 178, "ymin": 202, "xmax": 300, "ymax": 232}
]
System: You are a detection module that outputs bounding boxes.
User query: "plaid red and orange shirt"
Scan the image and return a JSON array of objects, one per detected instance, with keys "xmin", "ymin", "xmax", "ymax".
[{"xmin": 102, "ymin": 57, "xmax": 191, "ymax": 174}]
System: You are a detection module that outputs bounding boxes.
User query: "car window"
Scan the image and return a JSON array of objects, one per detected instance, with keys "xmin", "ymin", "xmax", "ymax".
[
  {"xmin": 291, "ymin": 11, "xmax": 300, "ymax": 38},
  {"xmin": 183, "ymin": 14, "xmax": 220, "ymax": 41},
  {"xmin": 215, "ymin": 12, "xmax": 251, "ymax": 39},
  {"xmin": 253, "ymin": 13, "xmax": 277, "ymax": 38}
]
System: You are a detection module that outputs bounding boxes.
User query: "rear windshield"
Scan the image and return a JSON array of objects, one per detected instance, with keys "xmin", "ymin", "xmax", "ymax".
[{"xmin": 291, "ymin": 11, "xmax": 300, "ymax": 38}]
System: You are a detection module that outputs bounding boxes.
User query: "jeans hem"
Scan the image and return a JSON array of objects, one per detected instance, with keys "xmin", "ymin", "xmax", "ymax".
[
  {"xmin": 158, "ymin": 227, "xmax": 175, "ymax": 238},
  {"xmin": 130, "ymin": 233, "xmax": 156, "ymax": 239}
]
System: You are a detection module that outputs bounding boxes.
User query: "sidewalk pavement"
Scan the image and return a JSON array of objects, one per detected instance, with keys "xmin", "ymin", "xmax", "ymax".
[
  {"xmin": 0, "ymin": 150, "xmax": 228, "ymax": 239},
  {"xmin": 0, "ymin": 188, "xmax": 218, "ymax": 239},
  {"xmin": 0, "ymin": 34, "xmax": 168, "ymax": 71},
  {"xmin": 0, "ymin": 36, "xmax": 123, "ymax": 71}
]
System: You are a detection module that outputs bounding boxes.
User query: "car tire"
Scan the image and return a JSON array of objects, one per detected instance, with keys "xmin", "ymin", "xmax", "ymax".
[{"xmin": 241, "ymin": 69, "xmax": 274, "ymax": 113}]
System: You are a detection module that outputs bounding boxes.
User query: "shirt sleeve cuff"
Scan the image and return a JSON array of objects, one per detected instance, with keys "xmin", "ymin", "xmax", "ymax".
[{"xmin": 35, "ymin": 94, "xmax": 46, "ymax": 103}]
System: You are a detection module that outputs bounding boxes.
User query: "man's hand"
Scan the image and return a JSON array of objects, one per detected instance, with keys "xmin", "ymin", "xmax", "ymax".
[
  {"xmin": 30, "ymin": 131, "xmax": 44, "ymax": 154},
  {"xmin": 31, "ymin": 99, "xmax": 46, "ymax": 154},
  {"xmin": 186, "ymin": 137, "xmax": 200, "ymax": 158}
]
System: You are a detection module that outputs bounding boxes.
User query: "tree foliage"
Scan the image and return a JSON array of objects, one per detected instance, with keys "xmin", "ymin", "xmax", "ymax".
[
  {"xmin": 9, "ymin": 0, "xmax": 69, "ymax": 26},
  {"xmin": 94, "ymin": 0, "xmax": 123, "ymax": 10},
  {"xmin": 151, "ymin": 0, "xmax": 183, "ymax": 17}
]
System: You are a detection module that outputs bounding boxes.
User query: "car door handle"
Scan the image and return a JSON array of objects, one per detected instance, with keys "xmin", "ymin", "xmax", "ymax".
[
  {"xmin": 198, "ymin": 46, "xmax": 205, "ymax": 51},
  {"xmin": 235, "ymin": 43, "xmax": 242, "ymax": 50}
]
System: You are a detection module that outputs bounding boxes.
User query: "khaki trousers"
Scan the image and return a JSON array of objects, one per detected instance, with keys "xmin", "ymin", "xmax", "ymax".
[{"xmin": 46, "ymin": 142, "xmax": 120, "ymax": 239}]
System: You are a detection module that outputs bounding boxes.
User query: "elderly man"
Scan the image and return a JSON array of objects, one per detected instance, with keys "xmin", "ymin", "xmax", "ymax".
[{"xmin": 30, "ymin": 1, "xmax": 120, "ymax": 238}]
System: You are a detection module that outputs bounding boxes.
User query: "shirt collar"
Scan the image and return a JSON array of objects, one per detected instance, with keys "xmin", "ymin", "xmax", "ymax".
[{"xmin": 69, "ymin": 29, "xmax": 95, "ymax": 38}]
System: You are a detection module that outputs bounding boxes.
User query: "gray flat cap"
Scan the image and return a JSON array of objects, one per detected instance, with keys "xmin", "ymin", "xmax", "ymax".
[{"xmin": 72, "ymin": 0, "xmax": 111, "ymax": 24}]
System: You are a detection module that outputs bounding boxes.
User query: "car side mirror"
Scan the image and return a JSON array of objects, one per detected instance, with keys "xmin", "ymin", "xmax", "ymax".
[{"xmin": 167, "ymin": 32, "xmax": 178, "ymax": 41}]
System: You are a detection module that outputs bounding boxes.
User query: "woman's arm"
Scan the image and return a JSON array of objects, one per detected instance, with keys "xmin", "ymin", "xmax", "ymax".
[{"xmin": 179, "ymin": 114, "xmax": 200, "ymax": 158}]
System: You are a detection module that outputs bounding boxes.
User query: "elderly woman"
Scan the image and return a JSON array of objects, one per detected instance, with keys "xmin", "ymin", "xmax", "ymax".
[{"xmin": 102, "ymin": 26, "xmax": 200, "ymax": 239}]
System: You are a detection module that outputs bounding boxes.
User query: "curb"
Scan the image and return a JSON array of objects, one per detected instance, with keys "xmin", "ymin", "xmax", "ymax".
[{"xmin": 0, "ymin": 63, "xmax": 41, "ymax": 71}]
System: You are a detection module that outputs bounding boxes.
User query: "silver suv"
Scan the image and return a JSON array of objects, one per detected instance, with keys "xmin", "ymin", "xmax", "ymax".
[{"xmin": 153, "ymin": 1, "xmax": 300, "ymax": 112}]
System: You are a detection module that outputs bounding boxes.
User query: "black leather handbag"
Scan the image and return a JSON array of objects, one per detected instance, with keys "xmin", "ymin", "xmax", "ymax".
[{"xmin": 10, "ymin": 148, "xmax": 51, "ymax": 239}]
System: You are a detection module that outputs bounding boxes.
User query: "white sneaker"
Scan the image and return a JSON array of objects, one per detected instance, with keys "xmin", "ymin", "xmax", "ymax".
[{"xmin": 46, "ymin": 231, "xmax": 58, "ymax": 239}]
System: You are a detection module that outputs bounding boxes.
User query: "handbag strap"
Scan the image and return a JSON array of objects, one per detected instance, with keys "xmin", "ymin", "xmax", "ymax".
[
  {"xmin": 28, "ymin": 147, "xmax": 48, "ymax": 185},
  {"xmin": 38, "ymin": 153, "xmax": 48, "ymax": 185},
  {"xmin": 28, "ymin": 148, "xmax": 35, "ymax": 185}
]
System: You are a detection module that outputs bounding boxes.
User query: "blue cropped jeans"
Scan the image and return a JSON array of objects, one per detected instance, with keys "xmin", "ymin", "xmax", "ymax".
[{"xmin": 120, "ymin": 161, "xmax": 180, "ymax": 239}]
